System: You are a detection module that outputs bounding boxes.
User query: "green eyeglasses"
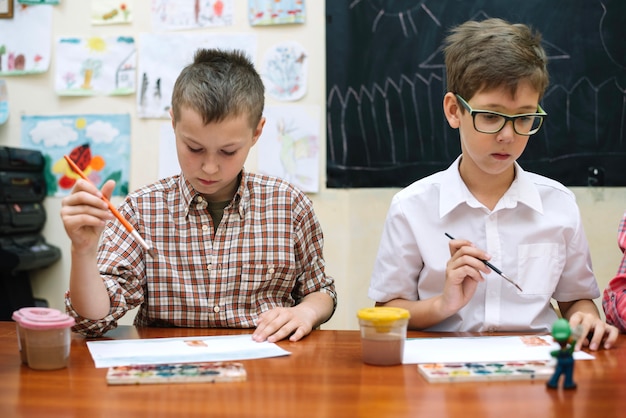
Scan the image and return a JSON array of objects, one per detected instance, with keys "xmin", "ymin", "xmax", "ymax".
[{"xmin": 455, "ymin": 94, "xmax": 547, "ymax": 136}]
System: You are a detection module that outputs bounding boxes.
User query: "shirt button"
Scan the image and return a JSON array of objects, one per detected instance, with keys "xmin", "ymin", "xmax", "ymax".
[
  {"xmin": 207, "ymin": 264, "xmax": 211, "ymax": 271},
  {"xmin": 268, "ymin": 268, "xmax": 275, "ymax": 274},
  {"xmin": 196, "ymin": 196, "xmax": 204, "ymax": 203},
  {"xmin": 213, "ymin": 306, "xmax": 220, "ymax": 313},
  {"xmin": 202, "ymin": 225, "xmax": 209, "ymax": 231}
]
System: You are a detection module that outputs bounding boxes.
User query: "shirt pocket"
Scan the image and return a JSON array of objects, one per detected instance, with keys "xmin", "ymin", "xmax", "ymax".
[
  {"xmin": 516, "ymin": 243, "xmax": 564, "ymax": 295},
  {"xmin": 240, "ymin": 263, "xmax": 298, "ymax": 300}
]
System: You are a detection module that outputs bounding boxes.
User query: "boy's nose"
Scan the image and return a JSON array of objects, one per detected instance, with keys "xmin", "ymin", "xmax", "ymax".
[
  {"xmin": 496, "ymin": 120, "xmax": 516, "ymax": 142},
  {"xmin": 202, "ymin": 157, "xmax": 219, "ymax": 174}
]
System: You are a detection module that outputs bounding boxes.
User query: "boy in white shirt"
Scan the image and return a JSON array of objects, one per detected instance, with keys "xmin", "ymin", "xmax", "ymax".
[{"xmin": 368, "ymin": 18, "xmax": 617, "ymax": 351}]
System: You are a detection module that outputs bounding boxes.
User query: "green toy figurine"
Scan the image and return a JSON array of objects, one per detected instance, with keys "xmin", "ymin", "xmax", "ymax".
[{"xmin": 546, "ymin": 319, "xmax": 582, "ymax": 390}]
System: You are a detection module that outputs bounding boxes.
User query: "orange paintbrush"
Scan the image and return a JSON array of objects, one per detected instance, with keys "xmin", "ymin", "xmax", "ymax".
[{"xmin": 64, "ymin": 155, "xmax": 156, "ymax": 258}]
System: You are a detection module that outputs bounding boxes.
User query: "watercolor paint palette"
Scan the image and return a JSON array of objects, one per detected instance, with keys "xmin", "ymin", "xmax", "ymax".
[
  {"xmin": 418, "ymin": 360, "xmax": 554, "ymax": 383},
  {"xmin": 106, "ymin": 361, "xmax": 247, "ymax": 385}
]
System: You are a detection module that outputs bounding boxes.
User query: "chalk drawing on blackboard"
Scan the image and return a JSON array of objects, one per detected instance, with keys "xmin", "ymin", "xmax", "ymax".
[
  {"xmin": 599, "ymin": 3, "xmax": 626, "ymax": 70},
  {"xmin": 348, "ymin": 0, "xmax": 428, "ymax": 36}
]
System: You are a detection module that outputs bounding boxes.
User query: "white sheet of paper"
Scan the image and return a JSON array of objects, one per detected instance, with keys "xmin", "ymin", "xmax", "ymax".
[
  {"xmin": 87, "ymin": 333, "xmax": 291, "ymax": 368},
  {"xmin": 403, "ymin": 335, "xmax": 594, "ymax": 364}
]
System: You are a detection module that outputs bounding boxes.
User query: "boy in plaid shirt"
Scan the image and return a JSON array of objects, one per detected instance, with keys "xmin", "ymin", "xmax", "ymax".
[{"xmin": 61, "ymin": 49, "xmax": 336, "ymax": 341}]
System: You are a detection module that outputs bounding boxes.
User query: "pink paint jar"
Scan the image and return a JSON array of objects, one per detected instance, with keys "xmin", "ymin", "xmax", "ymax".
[
  {"xmin": 12, "ymin": 307, "xmax": 75, "ymax": 370},
  {"xmin": 357, "ymin": 307, "xmax": 410, "ymax": 366}
]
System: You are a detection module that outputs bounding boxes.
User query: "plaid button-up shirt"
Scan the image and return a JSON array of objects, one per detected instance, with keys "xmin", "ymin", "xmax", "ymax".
[
  {"xmin": 66, "ymin": 171, "xmax": 337, "ymax": 337},
  {"xmin": 603, "ymin": 213, "xmax": 626, "ymax": 332}
]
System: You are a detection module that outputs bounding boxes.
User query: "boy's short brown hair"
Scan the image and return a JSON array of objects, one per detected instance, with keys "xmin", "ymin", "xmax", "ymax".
[
  {"xmin": 170, "ymin": 48, "xmax": 264, "ymax": 128},
  {"xmin": 443, "ymin": 18, "xmax": 549, "ymax": 101}
]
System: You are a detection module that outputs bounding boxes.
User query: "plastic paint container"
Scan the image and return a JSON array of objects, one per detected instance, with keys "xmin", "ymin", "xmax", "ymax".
[
  {"xmin": 11, "ymin": 308, "xmax": 28, "ymax": 364},
  {"xmin": 12, "ymin": 307, "xmax": 75, "ymax": 370},
  {"xmin": 357, "ymin": 307, "xmax": 410, "ymax": 366}
]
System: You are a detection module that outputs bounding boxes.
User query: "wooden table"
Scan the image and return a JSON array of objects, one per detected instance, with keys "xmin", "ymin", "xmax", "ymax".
[{"xmin": 1, "ymin": 322, "xmax": 624, "ymax": 418}]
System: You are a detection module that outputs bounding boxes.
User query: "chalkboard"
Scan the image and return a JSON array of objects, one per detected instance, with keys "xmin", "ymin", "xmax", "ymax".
[{"xmin": 326, "ymin": 0, "xmax": 626, "ymax": 187}]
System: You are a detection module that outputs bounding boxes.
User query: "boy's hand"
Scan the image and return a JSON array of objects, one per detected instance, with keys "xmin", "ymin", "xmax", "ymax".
[
  {"xmin": 252, "ymin": 305, "xmax": 317, "ymax": 343},
  {"xmin": 442, "ymin": 237, "xmax": 490, "ymax": 313},
  {"xmin": 61, "ymin": 179, "xmax": 115, "ymax": 254},
  {"xmin": 568, "ymin": 311, "xmax": 619, "ymax": 351}
]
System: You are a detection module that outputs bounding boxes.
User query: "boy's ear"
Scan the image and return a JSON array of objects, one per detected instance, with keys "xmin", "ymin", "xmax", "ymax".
[
  {"xmin": 169, "ymin": 109, "xmax": 176, "ymax": 128},
  {"xmin": 443, "ymin": 92, "xmax": 461, "ymax": 129},
  {"xmin": 251, "ymin": 117, "xmax": 266, "ymax": 145}
]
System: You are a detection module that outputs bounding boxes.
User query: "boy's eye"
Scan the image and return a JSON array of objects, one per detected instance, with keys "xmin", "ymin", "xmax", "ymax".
[
  {"xmin": 482, "ymin": 113, "xmax": 500, "ymax": 121},
  {"xmin": 222, "ymin": 150, "xmax": 237, "ymax": 156},
  {"xmin": 187, "ymin": 146, "xmax": 202, "ymax": 153}
]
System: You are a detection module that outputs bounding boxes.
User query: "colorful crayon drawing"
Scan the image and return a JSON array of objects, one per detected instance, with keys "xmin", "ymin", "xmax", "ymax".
[
  {"xmin": 257, "ymin": 105, "xmax": 320, "ymax": 193},
  {"xmin": 0, "ymin": 80, "xmax": 7, "ymax": 124},
  {"xmin": 17, "ymin": 1, "xmax": 59, "ymax": 4},
  {"xmin": 56, "ymin": 36, "xmax": 136, "ymax": 96},
  {"xmin": 0, "ymin": 3, "xmax": 52, "ymax": 75},
  {"xmin": 20, "ymin": 114, "xmax": 131, "ymax": 197},
  {"xmin": 56, "ymin": 143, "xmax": 106, "ymax": 190},
  {"xmin": 91, "ymin": 0, "xmax": 133, "ymax": 25},
  {"xmin": 248, "ymin": 0, "xmax": 305, "ymax": 26},
  {"xmin": 262, "ymin": 41, "xmax": 308, "ymax": 101},
  {"xmin": 151, "ymin": 0, "xmax": 233, "ymax": 31}
]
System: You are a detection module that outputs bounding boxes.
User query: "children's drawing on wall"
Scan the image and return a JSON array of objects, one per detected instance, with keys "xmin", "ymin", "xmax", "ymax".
[
  {"xmin": 55, "ymin": 36, "xmax": 136, "ymax": 96},
  {"xmin": 0, "ymin": 2, "xmax": 52, "ymax": 75},
  {"xmin": 20, "ymin": 114, "xmax": 131, "ymax": 197},
  {"xmin": 258, "ymin": 105, "xmax": 320, "ymax": 193},
  {"xmin": 158, "ymin": 122, "xmax": 180, "ymax": 179},
  {"xmin": 262, "ymin": 41, "xmax": 307, "ymax": 102},
  {"xmin": 137, "ymin": 32, "xmax": 256, "ymax": 118},
  {"xmin": 0, "ymin": 80, "xmax": 8, "ymax": 124},
  {"xmin": 249, "ymin": 0, "xmax": 305, "ymax": 26},
  {"xmin": 91, "ymin": 0, "xmax": 133, "ymax": 25},
  {"xmin": 18, "ymin": 1, "xmax": 59, "ymax": 4},
  {"xmin": 151, "ymin": 0, "xmax": 233, "ymax": 31}
]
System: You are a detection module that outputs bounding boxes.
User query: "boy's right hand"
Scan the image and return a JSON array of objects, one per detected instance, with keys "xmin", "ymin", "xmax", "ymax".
[
  {"xmin": 60, "ymin": 179, "xmax": 116, "ymax": 254},
  {"xmin": 442, "ymin": 237, "xmax": 491, "ymax": 313}
]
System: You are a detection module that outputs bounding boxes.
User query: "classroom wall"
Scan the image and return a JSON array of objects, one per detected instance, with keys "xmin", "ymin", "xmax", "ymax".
[{"xmin": 1, "ymin": 1, "xmax": 624, "ymax": 330}]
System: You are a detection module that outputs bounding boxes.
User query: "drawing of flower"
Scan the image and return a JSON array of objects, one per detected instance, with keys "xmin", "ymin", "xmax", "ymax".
[
  {"xmin": 63, "ymin": 72, "xmax": 76, "ymax": 89},
  {"xmin": 120, "ymin": 3, "xmax": 130, "ymax": 20}
]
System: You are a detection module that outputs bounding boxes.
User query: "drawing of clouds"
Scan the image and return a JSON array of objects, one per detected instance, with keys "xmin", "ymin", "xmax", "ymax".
[
  {"xmin": 85, "ymin": 120, "xmax": 120, "ymax": 144},
  {"xmin": 29, "ymin": 119, "xmax": 79, "ymax": 147}
]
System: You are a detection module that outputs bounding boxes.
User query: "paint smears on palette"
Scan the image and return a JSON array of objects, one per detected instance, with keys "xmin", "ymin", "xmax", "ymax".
[
  {"xmin": 418, "ymin": 360, "xmax": 554, "ymax": 383},
  {"xmin": 106, "ymin": 361, "xmax": 246, "ymax": 385}
]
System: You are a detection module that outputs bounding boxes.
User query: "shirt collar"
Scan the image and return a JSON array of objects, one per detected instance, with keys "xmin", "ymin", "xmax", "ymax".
[
  {"xmin": 439, "ymin": 155, "xmax": 543, "ymax": 218},
  {"xmin": 179, "ymin": 170, "xmax": 247, "ymax": 219}
]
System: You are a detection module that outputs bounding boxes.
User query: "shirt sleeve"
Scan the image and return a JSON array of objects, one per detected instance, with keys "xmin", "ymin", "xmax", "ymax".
[
  {"xmin": 292, "ymin": 196, "xmax": 337, "ymax": 317},
  {"xmin": 368, "ymin": 194, "xmax": 422, "ymax": 302},
  {"xmin": 64, "ymin": 203, "xmax": 146, "ymax": 337},
  {"xmin": 602, "ymin": 214, "xmax": 626, "ymax": 332},
  {"xmin": 552, "ymin": 203, "xmax": 600, "ymax": 302}
]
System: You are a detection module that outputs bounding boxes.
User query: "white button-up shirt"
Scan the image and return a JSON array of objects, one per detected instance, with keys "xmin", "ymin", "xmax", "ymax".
[{"xmin": 369, "ymin": 156, "xmax": 600, "ymax": 333}]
